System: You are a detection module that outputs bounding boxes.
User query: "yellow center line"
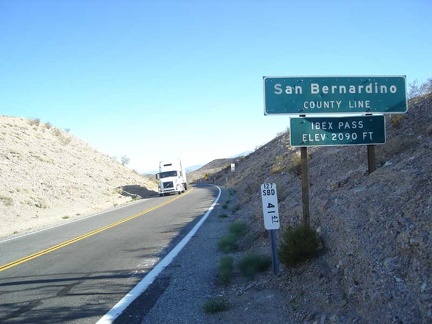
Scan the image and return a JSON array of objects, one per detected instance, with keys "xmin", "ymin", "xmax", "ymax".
[{"xmin": 0, "ymin": 188, "xmax": 193, "ymax": 273}]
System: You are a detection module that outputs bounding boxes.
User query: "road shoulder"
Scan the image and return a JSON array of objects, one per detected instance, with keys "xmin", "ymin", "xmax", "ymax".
[{"xmin": 113, "ymin": 185, "xmax": 229, "ymax": 323}]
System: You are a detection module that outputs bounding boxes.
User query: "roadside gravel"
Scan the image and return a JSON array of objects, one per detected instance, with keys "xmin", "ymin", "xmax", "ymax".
[
  {"xmin": 113, "ymin": 185, "xmax": 287, "ymax": 324},
  {"xmin": 138, "ymin": 186, "xmax": 228, "ymax": 324}
]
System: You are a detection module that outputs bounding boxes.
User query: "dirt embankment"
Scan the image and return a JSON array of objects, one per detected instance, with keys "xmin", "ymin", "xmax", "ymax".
[
  {"xmin": 201, "ymin": 93, "xmax": 432, "ymax": 323},
  {"xmin": 0, "ymin": 116, "xmax": 157, "ymax": 238}
]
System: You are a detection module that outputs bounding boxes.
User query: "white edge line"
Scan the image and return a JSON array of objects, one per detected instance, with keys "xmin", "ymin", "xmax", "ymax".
[{"xmin": 96, "ymin": 185, "xmax": 222, "ymax": 324}]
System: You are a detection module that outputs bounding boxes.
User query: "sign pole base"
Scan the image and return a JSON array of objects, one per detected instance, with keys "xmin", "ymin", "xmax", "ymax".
[
  {"xmin": 270, "ymin": 229, "xmax": 279, "ymax": 275},
  {"xmin": 367, "ymin": 145, "xmax": 376, "ymax": 174}
]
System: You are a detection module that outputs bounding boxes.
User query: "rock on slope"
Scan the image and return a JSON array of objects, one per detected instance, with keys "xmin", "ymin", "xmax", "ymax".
[
  {"xmin": 0, "ymin": 117, "xmax": 157, "ymax": 239},
  {"xmin": 208, "ymin": 92, "xmax": 431, "ymax": 323}
]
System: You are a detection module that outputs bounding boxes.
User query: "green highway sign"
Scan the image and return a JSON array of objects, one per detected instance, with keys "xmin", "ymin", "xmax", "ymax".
[
  {"xmin": 264, "ymin": 76, "xmax": 407, "ymax": 115},
  {"xmin": 290, "ymin": 115, "xmax": 386, "ymax": 147}
]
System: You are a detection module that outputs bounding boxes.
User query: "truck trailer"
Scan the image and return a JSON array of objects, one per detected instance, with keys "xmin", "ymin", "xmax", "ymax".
[{"xmin": 156, "ymin": 160, "xmax": 188, "ymax": 196}]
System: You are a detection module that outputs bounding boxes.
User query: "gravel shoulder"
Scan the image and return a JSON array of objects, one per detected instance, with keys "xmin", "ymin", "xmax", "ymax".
[{"xmin": 113, "ymin": 186, "xmax": 287, "ymax": 324}]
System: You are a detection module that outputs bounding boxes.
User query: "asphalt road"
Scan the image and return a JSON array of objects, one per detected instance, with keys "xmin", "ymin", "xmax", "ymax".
[{"xmin": 0, "ymin": 184, "xmax": 220, "ymax": 324}]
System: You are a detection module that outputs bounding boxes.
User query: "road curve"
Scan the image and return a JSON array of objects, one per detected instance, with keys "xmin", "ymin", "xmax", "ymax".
[{"xmin": 0, "ymin": 184, "xmax": 220, "ymax": 324}]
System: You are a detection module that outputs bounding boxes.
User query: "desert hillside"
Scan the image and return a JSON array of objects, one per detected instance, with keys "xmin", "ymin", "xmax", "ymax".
[
  {"xmin": 201, "ymin": 91, "xmax": 432, "ymax": 322},
  {"xmin": 188, "ymin": 158, "xmax": 238, "ymax": 183},
  {"xmin": 0, "ymin": 117, "xmax": 157, "ymax": 238},
  {"xmin": 1, "ymin": 89, "xmax": 431, "ymax": 321}
]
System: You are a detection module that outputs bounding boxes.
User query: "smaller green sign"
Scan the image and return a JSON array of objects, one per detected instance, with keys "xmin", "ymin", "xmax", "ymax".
[{"xmin": 290, "ymin": 115, "xmax": 386, "ymax": 147}]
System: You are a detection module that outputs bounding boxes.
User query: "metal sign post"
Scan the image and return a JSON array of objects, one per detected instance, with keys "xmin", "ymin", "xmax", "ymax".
[
  {"xmin": 367, "ymin": 145, "xmax": 376, "ymax": 174},
  {"xmin": 300, "ymin": 147, "xmax": 310, "ymax": 226}
]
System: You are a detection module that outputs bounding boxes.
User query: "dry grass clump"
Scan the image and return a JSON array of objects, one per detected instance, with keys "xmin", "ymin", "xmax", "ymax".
[
  {"xmin": 237, "ymin": 253, "xmax": 272, "ymax": 280},
  {"xmin": 203, "ymin": 297, "xmax": 229, "ymax": 314}
]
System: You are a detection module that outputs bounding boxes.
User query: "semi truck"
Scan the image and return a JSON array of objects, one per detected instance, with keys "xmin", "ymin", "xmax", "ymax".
[{"xmin": 156, "ymin": 160, "xmax": 188, "ymax": 196}]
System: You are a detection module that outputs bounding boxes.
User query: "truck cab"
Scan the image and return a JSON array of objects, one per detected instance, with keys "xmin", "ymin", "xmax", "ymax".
[{"xmin": 156, "ymin": 160, "xmax": 188, "ymax": 196}]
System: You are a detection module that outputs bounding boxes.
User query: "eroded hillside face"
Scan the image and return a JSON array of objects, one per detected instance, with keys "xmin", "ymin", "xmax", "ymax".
[
  {"xmin": 206, "ymin": 93, "xmax": 432, "ymax": 322},
  {"xmin": 0, "ymin": 117, "xmax": 157, "ymax": 238}
]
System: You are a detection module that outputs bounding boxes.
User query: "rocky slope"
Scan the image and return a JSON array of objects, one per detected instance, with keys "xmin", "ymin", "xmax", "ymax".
[
  {"xmin": 1, "ymin": 91, "xmax": 431, "ymax": 322},
  {"xmin": 202, "ymin": 92, "xmax": 432, "ymax": 323},
  {"xmin": 0, "ymin": 117, "xmax": 157, "ymax": 238}
]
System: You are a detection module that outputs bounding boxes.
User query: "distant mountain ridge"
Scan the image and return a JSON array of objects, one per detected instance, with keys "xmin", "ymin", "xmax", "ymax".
[{"xmin": 185, "ymin": 164, "xmax": 202, "ymax": 173}]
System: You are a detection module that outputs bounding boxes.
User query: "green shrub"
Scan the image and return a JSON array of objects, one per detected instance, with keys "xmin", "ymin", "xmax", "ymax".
[
  {"xmin": 231, "ymin": 204, "xmax": 241, "ymax": 213},
  {"xmin": 52, "ymin": 127, "xmax": 62, "ymax": 136},
  {"xmin": 203, "ymin": 297, "xmax": 229, "ymax": 314},
  {"xmin": 278, "ymin": 224, "xmax": 321, "ymax": 267},
  {"xmin": 217, "ymin": 221, "xmax": 247, "ymax": 253},
  {"xmin": 29, "ymin": 118, "xmax": 41, "ymax": 126},
  {"xmin": 0, "ymin": 195, "xmax": 13, "ymax": 206},
  {"xmin": 238, "ymin": 254, "xmax": 272, "ymax": 280},
  {"xmin": 271, "ymin": 154, "xmax": 286, "ymax": 173},
  {"xmin": 244, "ymin": 184, "xmax": 254, "ymax": 195},
  {"xmin": 217, "ymin": 234, "xmax": 238, "ymax": 253},
  {"xmin": 218, "ymin": 256, "xmax": 234, "ymax": 285},
  {"xmin": 288, "ymin": 153, "xmax": 302, "ymax": 176},
  {"xmin": 390, "ymin": 114, "xmax": 405, "ymax": 128},
  {"xmin": 228, "ymin": 220, "xmax": 247, "ymax": 236},
  {"xmin": 218, "ymin": 213, "xmax": 228, "ymax": 218}
]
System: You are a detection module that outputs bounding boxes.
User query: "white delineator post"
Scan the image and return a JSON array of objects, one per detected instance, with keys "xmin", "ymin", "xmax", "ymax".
[{"xmin": 261, "ymin": 183, "xmax": 280, "ymax": 275}]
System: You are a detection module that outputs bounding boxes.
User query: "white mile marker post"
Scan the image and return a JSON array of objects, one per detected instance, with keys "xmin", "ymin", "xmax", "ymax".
[{"xmin": 261, "ymin": 183, "xmax": 280, "ymax": 275}]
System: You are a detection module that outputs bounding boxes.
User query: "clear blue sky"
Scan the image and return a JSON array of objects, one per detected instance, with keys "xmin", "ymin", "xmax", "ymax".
[{"xmin": 1, "ymin": 0, "xmax": 431, "ymax": 172}]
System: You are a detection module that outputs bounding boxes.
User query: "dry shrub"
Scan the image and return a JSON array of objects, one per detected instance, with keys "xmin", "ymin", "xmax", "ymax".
[{"xmin": 278, "ymin": 224, "xmax": 321, "ymax": 267}]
